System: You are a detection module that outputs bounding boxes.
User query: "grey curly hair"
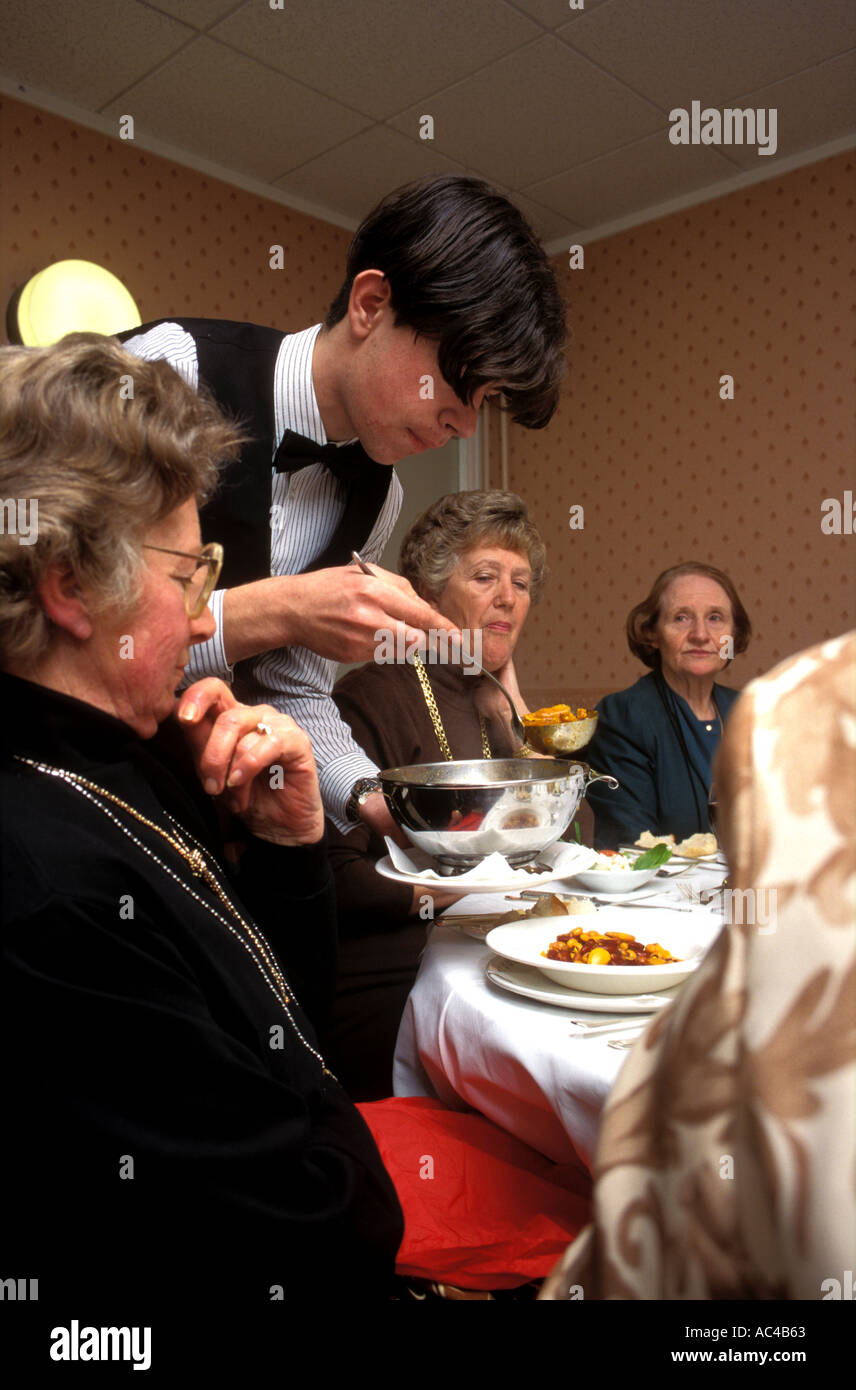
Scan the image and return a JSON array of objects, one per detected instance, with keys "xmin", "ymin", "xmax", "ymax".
[
  {"xmin": 399, "ymin": 490, "xmax": 547, "ymax": 604},
  {"xmin": 0, "ymin": 332, "xmax": 242, "ymax": 669}
]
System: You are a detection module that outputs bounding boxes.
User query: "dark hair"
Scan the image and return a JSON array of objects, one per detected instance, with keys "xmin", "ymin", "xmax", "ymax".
[
  {"xmin": 399, "ymin": 490, "xmax": 547, "ymax": 604},
  {"xmin": 325, "ymin": 175, "xmax": 566, "ymax": 429},
  {"xmin": 627, "ymin": 562, "xmax": 752, "ymax": 669}
]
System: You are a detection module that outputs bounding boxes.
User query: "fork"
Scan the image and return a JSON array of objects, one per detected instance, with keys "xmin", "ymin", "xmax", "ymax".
[
  {"xmin": 568, "ymin": 1018, "xmax": 646, "ymax": 1039},
  {"xmin": 516, "ymin": 888, "xmax": 692, "ymax": 911},
  {"xmin": 677, "ymin": 882, "xmax": 725, "ymax": 905}
]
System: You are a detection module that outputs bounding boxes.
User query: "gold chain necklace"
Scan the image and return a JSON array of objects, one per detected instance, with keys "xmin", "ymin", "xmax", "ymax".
[
  {"xmin": 13, "ymin": 755, "xmax": 332, "ymax": 1077},
  {"xmin": 411, "ymin": 652, "xmax": 491, "ymax": 761}
]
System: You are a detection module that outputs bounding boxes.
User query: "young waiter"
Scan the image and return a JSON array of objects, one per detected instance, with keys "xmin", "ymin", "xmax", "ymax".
[{"xmin": 121, "ymin": 174, "xmax": 566, "ymax": 843}]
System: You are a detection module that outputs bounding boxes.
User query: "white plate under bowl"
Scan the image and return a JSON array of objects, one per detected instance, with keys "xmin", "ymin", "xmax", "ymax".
[
  {"xmin": 485, "ymin": 911, "xmax": 704, "ymax": 994},
  {"xmin": 485, "ymin": 957, "xmax": 679, "ymax": 1013},
  {"xmin": 572, "ymin": 866, "xmax": 659, "ymax": 893},
  {"xmin": 375, "ymin": 854, "xmax": 558, "ymax": 894}
]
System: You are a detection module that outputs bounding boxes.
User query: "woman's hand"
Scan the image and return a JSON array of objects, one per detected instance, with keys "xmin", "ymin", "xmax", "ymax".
[
  {"xmin": 174, "ymin": 679, "xmax": 324, "ymax": 846},
  {"xmin": 357, "ymin": 789, "xmax": 410, "ymax": 849},
  {"xmin": 474, "ymin": 653, "xmax": 529, "ymax": 725}
]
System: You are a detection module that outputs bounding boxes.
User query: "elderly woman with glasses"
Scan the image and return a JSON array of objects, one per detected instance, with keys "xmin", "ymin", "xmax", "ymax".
[
  {"xmin": 323, "ymin": 490, "xmax": 546, "ymax": 1098},
  {"xmin": 0, "ymin": 334, "xmax": 403, "ymax": 1310}
]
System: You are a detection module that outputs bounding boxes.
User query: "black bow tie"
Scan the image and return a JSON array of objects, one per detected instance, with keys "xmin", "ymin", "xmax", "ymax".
[
  {"xmin": 264, "ymin": 425, "xmax": 393, "ymax": 578},
  {"xmin": 273, "ymin": 429, "xmax": 368, "ymax": 486}
]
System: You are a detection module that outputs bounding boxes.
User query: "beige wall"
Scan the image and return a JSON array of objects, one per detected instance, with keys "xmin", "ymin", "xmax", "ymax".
[
  {"xmin": 2, "ymin": 97, "xmax": 853, "ymax": 713},
  {"xmin": 0, "ymin": 94, "xmax": 350, "ymax": 334},
  {"xmin": 504, "ymin": 151, "xmax": 855, "ymax": 711}
]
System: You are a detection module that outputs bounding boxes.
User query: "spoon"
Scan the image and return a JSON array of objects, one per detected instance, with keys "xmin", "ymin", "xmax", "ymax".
[{"xmin": 352, "ymin": 551, "xmax": 530, "ymax": 749}]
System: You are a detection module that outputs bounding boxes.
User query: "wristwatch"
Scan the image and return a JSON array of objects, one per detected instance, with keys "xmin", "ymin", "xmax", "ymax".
[{"xmin": 345, "ymin": 776, "xmax": 384, "ymax": 823}]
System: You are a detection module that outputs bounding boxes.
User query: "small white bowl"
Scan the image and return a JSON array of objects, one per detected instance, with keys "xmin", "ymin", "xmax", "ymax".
[{"xmin": 571, "ymin": 865, "xmax": 659, "ymax": 894}]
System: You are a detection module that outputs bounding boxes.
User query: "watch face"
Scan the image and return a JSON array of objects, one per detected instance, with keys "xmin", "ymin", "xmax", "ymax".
[{"xmin": 347, "ymin": 778, "xmax": 382, "ymax": 820}]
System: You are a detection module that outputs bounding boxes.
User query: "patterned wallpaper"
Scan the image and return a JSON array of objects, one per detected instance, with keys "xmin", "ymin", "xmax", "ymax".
[
  {"xmin": 2, "ymin": 98, "xmax": 852, "ymax": 714},
  {"xmin": 0, "ymin": 95, "xmax": 350, "ymax": 333},
  {"xmin": 508, "ymin": 151, "xmax": 855, "ymax": 711}
]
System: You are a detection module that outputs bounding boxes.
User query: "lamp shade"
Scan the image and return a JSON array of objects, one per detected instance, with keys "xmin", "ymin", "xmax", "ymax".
[{"xmin": 8, "ymin": 260, "xmax": 141, "ymax": 346}]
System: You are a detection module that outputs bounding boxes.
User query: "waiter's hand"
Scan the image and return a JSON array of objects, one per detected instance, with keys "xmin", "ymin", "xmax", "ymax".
[
  {"xmin": 221, "ymin": 563, "xmax": 459, "ymax": 666},
  {"xmin": 290, "ymin": 562, "xmax": 459, "ymax": 663},
  {"xmin": 175, "ymin": 679, "xmax": 324, "ymax": 846}
]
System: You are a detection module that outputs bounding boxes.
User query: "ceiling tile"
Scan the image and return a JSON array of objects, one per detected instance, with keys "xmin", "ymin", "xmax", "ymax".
[
  {"xmin": 275, "ymin": 126, "xmax": 467, "ymax": 223},
  {"xmin": 558, "ymin": 0, "xmax": 856, "ymax": 110},
  {"xmin": 698, "ymin": 51, "xmax": 856, "ymax": 171},
  {"xmin": 389, "ymin": 36, "xmax": 663, "ymax": 187},
  {"xmin": 525, "ymin": 131, "xmax": 737, "ymax": 227},
  {"xmin": 510, "ymin": 0, "xmax": 610, "ymax": 30},
  {"xmin": 143, "ymin": 0, "xmax": 241, "ymax": 28},
  {"xmin": 100, "ymin": 36, "xmax": 371, "ymax": 181},
  {"xmin": 501, "ymin": 185, "xmax": 582, "ymax": 240},
  {"xmin": 0, "ymin": 0, "xmax": 193, "ymax": 108},
  {"xmin": 211, "ymin": 0, "xmax": 541, "ymax": 121},
  {"xmin": 4, "ymin": 0, "xmax": 853, "ymax": 243}
]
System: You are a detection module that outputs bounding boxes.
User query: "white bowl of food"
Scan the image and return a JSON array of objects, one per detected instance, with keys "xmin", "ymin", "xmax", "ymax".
[
  {"xmin": 485, "ymin": 911, "xmax": 704, "ymax": 995},
  {"xmin": 571, "ymin": 846, "xmax": 671, "ymax": 894}
]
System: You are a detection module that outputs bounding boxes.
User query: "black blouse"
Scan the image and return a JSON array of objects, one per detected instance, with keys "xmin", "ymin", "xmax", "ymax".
[{"xmin": 0, "ymin": 674, "xmax": 402, "ymax": 1310}]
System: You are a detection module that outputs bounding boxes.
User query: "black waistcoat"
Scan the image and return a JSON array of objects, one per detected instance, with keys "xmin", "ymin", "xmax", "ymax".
[{"xmin": 119, "ymin": 318, "xmax": 393, "ymax": 589}]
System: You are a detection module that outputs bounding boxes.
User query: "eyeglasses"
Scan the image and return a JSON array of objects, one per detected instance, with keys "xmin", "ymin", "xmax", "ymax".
[{"xmin": 143, "ymin": 542, "xmax": 224, "ymax": 618}]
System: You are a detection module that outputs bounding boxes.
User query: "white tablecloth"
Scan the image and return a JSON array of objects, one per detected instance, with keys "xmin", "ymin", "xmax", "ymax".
[{"xmin": 393, "ymin": 864, "xmax": 726, "ymax": 1171}]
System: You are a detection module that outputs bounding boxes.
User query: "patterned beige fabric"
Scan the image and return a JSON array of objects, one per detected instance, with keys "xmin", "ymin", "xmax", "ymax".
[{"xmin": 541, "ymin": 632, "xmax": 856, "ymax": 1300}]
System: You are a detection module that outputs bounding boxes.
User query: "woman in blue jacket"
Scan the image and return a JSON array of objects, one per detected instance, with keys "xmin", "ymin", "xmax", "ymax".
[{"xmin": 585, "ymin": 562, "xmax": 751, "ymax": 848}]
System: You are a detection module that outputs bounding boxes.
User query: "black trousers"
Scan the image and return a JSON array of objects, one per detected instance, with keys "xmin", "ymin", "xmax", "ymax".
[{"xmin": 321, "ymin": 922, "xmax": 430, "ymax": 1101}]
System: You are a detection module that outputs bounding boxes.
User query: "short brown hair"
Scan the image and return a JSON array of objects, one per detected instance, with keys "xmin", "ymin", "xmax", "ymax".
[
  {"xmin": 399, "ymin": 490, "xmax": 547, "ymax": 605},
  {"xmin": 0, "ymin": 332, "xmax": 242, "ymax": 668},
  {"xmin": 627, "ymin": 562, "xmax": 751, "ymax": 669}
]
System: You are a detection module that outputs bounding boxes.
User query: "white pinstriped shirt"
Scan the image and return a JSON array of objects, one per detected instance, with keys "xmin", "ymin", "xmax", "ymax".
[{"xmin": 122, "ymin": 321, "xmax": 403, "ymax": 830}]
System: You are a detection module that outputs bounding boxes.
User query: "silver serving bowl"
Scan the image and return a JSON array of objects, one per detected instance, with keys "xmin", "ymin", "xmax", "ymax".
[{"xmin": 381, "ymin": 758, "xmax": 587, "ymax": 874}]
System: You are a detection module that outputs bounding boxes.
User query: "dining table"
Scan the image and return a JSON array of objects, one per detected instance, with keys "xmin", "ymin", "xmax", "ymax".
[{"xmin": 392, "ymin": 855, "xmax": 728, "ymax": 1174}]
